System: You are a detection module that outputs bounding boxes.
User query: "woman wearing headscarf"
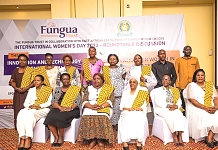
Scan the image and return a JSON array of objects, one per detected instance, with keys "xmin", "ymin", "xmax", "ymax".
[{"xmin": 119, "ymin": 76, "xmax": 149, "ymax": 150}]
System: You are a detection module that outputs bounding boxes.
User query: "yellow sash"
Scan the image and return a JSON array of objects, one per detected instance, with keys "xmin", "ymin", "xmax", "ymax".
[
  {"xmin": 83, "ymin": 58, "xmax": 93, "ymax": 82},
  {"xmin": 140, "ymin": 66, "xmax": 151, "ymax": 87},
  {"xmin": 97, "ymin": 84, "xmax": 114, "ymax": 115},
  {"xmin": 34, "ymin": 86, "xmax": 52, "ymax": 106},
  {"xmin": 204, "ymin": 81, "xmax": 213, "ymax": 107},
  {"xmin": 132, "ymin": 90, "xmax": 149, "ymax": 108},
  {"xmin": 60, "ymin": 85, "xmax": 81, "ymax": 107},
  {"xmin": 170, "ymin": 86, "xmax": 185, "ymax": 112},
  {"xmin": 67, "ymin": 66, "xmax": 76, "ymax": 83},
  {"xmin": 21, "ymin": 66, "xmax": 34, "ymax": 88},
  {"xmin": 32, "ymin": 66, "xmax": 50, "ymax": 86},
  {"xmin": 102, "ymin": 66, "xmax": 111, "ymax": 84}
]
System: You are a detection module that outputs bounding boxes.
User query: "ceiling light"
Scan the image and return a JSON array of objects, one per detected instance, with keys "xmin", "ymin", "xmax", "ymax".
[{"xmin": 16, "ymin": 6, "xmax": 19, "ymax": 9}]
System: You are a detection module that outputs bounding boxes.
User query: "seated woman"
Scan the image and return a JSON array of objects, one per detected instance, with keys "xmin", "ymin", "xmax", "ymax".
[
  {"xmin": 183, "ymin": 69, "xmax": 218, "ymax": 148},
  {"xmin": 154, "ymin": 75, "xmax": 186, "ymax": 146},
  {"xmin": 17, "ymin": 75, "xmax": 53, "ymax": 150},
  {"xmin": 77, "ymin": 73, "xmax": 114, "ymax": 150},
  {"xmin": 44, "ymin": 73, "xmax": 80, "ymax": 147},
  {"xmin": 119, "ymin": 76, "xmax": 150, "ymax": 150}
]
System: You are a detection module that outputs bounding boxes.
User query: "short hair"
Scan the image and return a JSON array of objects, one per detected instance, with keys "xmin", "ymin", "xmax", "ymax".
[
  {"xmin": 62, "ymin": 54, "xmax": 72, "ymax": 62},
  {"xmin": 183, "ymin": 45, "xmax": 192, "ymax": 51},
  {"xmin": 60, "ymin": 73, "xmax": 70, "ymax": 81},
  {"xmin": 107, "ymin": 54, "xmax": 119, "ymax": 64},
  {"xmin": 158, "ymin": 49, "xmax": 166, "ymax": 55},
  {"xmin": 162, "ymin": 74, "xmax": 171, "ymax": 80},
  {"xmin": 35, "ymin": 74, "xmax": 45, "ymax": 82},
  {"xmin": 45, "ymin": 53, "xmax": 53, "ymax": 58},
  {"xmin": 192, "ymin": 69, "xmax": 205, "ymax": 82},
  {"xmin": 18, "ymin": 54, "xmax": 28, "ymax": 61},
  {"xmin": 134, "ymin": 54, "xmax": 143, "ymax": 64},
  {"xmin": 93, "ymin": 73, "xmax": 104, "ymax": 83},
  {"xmin": 88, "ymin": 46, "xmax": 96, "ymax": 51}
]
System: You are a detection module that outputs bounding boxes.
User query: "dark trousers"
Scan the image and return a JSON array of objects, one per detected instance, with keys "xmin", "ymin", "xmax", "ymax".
[{"xmin": 180, "ymin": 89, "xmax": 186, "ymax": 116}]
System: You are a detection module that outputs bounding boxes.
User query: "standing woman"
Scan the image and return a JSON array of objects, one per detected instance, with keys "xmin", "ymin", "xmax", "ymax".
[
  {"xmin": 32, "ymin": 53, "xmax": 59, "ymax": 91},
  {"xmin": 56, "ymin": 54, "xmax": 80, "ymax": 87},
  {"xmin": 80, "ymin": 46, "xmax": 104, "ymax": 90},
  {"xmin": 125, "ymin": 54, "xmax": 157, "ymax": 92},
  {"xmin": 102, "ymin": 54, "xmax": 126, "ymax": 130},
  {"xmin": 9, "ymin": 54, "xmax": 34, "ymax": 129}
]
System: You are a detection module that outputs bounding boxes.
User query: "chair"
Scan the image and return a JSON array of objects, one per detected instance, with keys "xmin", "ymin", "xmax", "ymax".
[
  {"xmin": 150, "ymin": 89, "xmax": 189, "ymax": 145},
  {"xmin": 117, "ymin": 113, "xmax": 149, "ymax": 146},
  {"xmin": 50, "ymin": 118, "xmax": 81, "ymax": 144},
  {"xmin": 32, "ymin": 117, "xmax": 50, "ymax": 143}
]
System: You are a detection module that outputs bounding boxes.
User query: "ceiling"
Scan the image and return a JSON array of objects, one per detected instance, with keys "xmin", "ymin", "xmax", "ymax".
[
  {"xmin": 0, "ymin": 4, "xmax": 51, "ymax": 11},
  {"xmin": 143, "ymin": 0, "xmax": 215, "ymax": 6}
]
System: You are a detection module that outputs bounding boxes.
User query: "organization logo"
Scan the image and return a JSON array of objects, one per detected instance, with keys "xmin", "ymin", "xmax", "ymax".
[
  {"xmin": 117, "ymin": 20, "xmax": 133, "ymax": 37},
  {"xmin": 40, "ymin": 22, "xmax": 78, "ymax": 38}
]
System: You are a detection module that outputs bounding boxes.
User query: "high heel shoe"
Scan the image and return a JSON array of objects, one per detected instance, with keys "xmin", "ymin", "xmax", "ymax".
[{"xmin": 123, "ymin": 146, "xmax": 129, "ymax": 150}]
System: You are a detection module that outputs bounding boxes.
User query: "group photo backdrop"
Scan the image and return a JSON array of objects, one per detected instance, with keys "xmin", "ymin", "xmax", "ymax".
[{"xmin": 0, "ymin": 14, "xmax": 186, "ymax": 108}]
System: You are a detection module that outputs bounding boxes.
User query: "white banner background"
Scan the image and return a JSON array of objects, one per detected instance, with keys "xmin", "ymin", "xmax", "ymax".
[{"xmin": 0, "ymin": 14, "xmax": 186, "ymax": 101}]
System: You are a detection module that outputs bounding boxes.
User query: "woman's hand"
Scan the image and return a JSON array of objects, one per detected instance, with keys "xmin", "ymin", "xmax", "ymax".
[
  {"xmin": 169, "ymin": 104, "xmax": 178, "ymax": 111},
  {"xmin": 205, "ymin": 106, "xmax": 218, "ymax": 114},
  {"xmin": 140, "ymin": 76, "xmax": 147, "ymax": 82},
  {"xmin": 29, "ymin": 105, "xmax": 40, "ymax": 109}
]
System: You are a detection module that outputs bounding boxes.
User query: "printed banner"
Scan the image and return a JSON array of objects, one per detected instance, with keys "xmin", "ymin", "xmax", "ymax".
[{"xmin": 0, "ymin": 14, "xmax": 186, "ymax": 105}]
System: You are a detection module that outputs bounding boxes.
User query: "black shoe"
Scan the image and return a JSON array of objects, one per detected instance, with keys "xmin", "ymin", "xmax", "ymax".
[
  {"xmin": 179, "ymin": 143, "xmax": 184, "ymax": 146},
  {"xmin": 51, "ymin": 143, "xmax": 58, "ymax": 147},
  {"xmin": 213, "ymin": 140, "xmax": 218, "ymax": 146},
  {"xmin": 123, "ymin": 146, "xmax": 129, "ymax": 150},
  {"xmin": 136, "ymin": 145, "xmax": 142, "ymax": 150},
  {"xmin": 205, "ymin": 137, "xmax": 214, "ymax": 148},
  {"xmin": 18, "ymin": 147, "xmax": 23, "ymax": 150},
  {"xmin": 56, "ymin": 142, "xmax": 63, "ymax": 147}
]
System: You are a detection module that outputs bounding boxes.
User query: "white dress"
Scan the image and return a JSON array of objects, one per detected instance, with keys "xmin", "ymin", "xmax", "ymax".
[
  {"xmin": 17, "ymin": 87, "xmax": 52, "ymax": 138},
  {"xmin": 82, "ymin": 86, "xmax": 113, "ymax": 118},
  {"xmin": 154, "ymin": 87, "xmax": 186, "ymax": 133},
  {"xmin": 124, "ymin": 65, "xmax": 157, "ymax": 92},
  {"xmin": 183, "ymin": 82, "xmax": 218, "ymax": 139},
  {"xmin": 119, "ymin": 86, "xmax": 148, "ymax": 143}
]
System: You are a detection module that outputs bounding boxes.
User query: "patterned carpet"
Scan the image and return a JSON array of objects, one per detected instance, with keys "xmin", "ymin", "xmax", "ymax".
[{"xmin": 0, "ymin": 126, "xmax": 218, "ymax": 150}]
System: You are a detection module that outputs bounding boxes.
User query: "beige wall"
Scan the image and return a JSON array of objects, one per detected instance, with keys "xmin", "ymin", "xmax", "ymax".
[
  {"xmin": 0, "ymin": 10, "xmax": 51, "ymax": 19},
  {"xmin": 143, "ymin": 4, "xmax": 214, "ymax": 81}
]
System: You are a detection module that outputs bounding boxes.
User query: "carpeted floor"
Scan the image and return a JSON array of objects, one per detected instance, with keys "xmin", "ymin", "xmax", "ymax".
[{"xmin": 0, "ymin": 126, "xmax": 218, "ymax": 150}]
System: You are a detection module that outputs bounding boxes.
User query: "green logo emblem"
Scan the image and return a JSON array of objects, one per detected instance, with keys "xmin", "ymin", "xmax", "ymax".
[{"xmin": 117, "ymin": 20, "xmax": 133, "ymax": 37}]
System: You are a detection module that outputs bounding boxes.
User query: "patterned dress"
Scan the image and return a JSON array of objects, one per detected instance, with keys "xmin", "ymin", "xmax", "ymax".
[
  {"xmin": 109, "ymin": 65, "xmax": 125, "ymax": 125},
  {"xmin": 56, "ymin": 67, "xmax": 80, "ymax": 87}
]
